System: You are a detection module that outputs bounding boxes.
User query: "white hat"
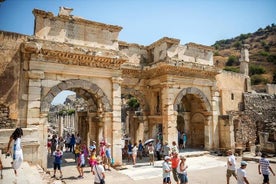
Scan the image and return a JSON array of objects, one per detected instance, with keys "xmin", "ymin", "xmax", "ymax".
[
  {"xmin": 241, "ymin": 161, "xmax": 248, "ymax": 166},
  {"xmin": 164, "ymin": 156, "xmax": 171, "ymax": 160}
]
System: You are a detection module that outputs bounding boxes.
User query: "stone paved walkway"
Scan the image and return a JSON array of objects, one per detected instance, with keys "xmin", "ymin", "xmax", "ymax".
[{"xmin": 1, "ymin": 149, "xmax": 276, "ymax": 184}]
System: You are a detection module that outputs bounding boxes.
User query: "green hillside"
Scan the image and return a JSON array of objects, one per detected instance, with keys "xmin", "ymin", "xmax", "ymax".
[{"xmin": 212, "ymin": 24, "xmax": 276, "ymax": 91}]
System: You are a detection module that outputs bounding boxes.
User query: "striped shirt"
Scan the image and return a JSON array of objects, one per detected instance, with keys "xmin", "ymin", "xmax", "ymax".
[{"xmin": 259, "ymin": 157, "xmax": 270, "ymax": 175}]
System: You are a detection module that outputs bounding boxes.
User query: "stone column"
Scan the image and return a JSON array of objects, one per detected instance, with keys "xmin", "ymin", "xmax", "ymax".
[
  {"xmin": 111, "ymin": 77, "xmax": 123, "ymax": 166},
  {"xmin": 161, "ymin": 83, "xmax": 178, "ymax": 145},
  {"xmin": 210, "ymin": 86, "xmax": 220, "ymax": 149},
  {"xmin": 204, "ymin": 116, "xmax": 212, "ymax": 150},
  {"xmin": 26, "ymin": 70, "xmax": 47, "ymax": 169},
  {"xmin": 240, "ymin": 44, "xmax": 250, "ymax": 76}
]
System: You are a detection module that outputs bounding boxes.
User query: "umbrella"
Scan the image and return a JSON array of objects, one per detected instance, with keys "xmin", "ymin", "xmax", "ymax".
[{"xmin": 144, "ymin": 138, "xmax": 155, "ymax": 145}]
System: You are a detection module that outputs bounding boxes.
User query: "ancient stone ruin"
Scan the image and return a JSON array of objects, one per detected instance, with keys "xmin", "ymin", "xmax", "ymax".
[{"xmin": 0, "ymin": 7, "xmax": 275, "ymax": 169}]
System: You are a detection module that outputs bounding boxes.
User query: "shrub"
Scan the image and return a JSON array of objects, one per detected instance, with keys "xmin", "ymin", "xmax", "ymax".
[
  {"xmin": 267, "ymin": 54, "xmax": 276, "ymax": 64},
  {"xmin": 273, "ymin": 71, "xmax": 276, "ymax": 84},
  {"xmin": 258, "ymin": 51, "xmax": 269, "ymax": 57},
  {"xmin": 213, "ymin": 51, "xmax": 220, "ymax": 56},
  {"xmin": 223, "ymin": 66, "xmax": 239, "ymax": 73},
  {"xmin": 249, "ymin": 65, "xmax": 266, "ymax": 76},
  {"xmin": 251, "ymin": 75, "xmax": 267, "ymax": 85},
  {"xmin": 127, "ymin": 97, "xmax": 140, "ymax": 109},
  {"xmin": 226, "ymin": 55, "xmax": 239, "ymax": 66},
  {"xmin": 233, "ymin": 41, "xmax": 242, "ymax": 50}
]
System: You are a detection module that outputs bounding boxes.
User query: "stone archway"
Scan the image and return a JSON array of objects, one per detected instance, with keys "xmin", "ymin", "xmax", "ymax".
[
  {"xmin": 39, "ymin": 79, "xmax": 115, "ymax": 166},
  {"xmin": 174, "ymin": 87, "xmax": 211, "ymax": 149},
  {"xmin": 41, "ymin": 79, "xmax": 112, "ymax": 113}
]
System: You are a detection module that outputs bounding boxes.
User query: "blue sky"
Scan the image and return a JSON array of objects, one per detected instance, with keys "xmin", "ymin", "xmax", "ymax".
[
  {"xmin": 0, "ymin": 0, "xmax": 275, "ymax": 46},
  {"xmin": 0, "ymin": 0, "xmax": 275, "ymax": 104}
]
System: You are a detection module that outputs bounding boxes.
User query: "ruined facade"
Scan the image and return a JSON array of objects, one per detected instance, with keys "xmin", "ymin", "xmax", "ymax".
[{"xmin": 0, "ymin": 8, "xmax": 275, "ymax": 169}]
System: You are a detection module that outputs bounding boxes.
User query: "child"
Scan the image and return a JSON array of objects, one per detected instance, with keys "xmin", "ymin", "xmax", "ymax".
[
  {"xmin": 163, "ymin": 156, "xmax": 172, "ymax": 184},
  {"xmin": 52, "ymin": 147, "xmax": 63, "ymax": 179},
  {"xmin": 77, "ymin": 150, "xmax": 85, "ymax": 179},
  {"xmin": 74, "ymin": 143, "xmax": 81, "ymax": 162},
  {"xmin": 237, "ymin": 161, "xmax": 249, "ymax": 184},
  {"xmin": 89, "ymin": 148, "xmax": 97, "ymax": 171}
]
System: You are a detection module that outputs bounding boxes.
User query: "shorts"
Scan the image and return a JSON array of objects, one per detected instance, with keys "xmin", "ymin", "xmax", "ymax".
[
  {"xmin": 263, "ymin": 174, "xmax": 269, "ymax": 183},
  {"xmin": 178, "ymin": 173, "xmax": 188, "ymax": 183},
  {"xmin": 78, "ymin": 163, "xmax": 85, "ymax": 168},
  {"xmin": 163, "ymin": 177, "xmax": 171, "ymax": 183},
  {"xmin": 226, "ymin": 169, "xmax": 237, "ymax": 177},
  {"xmin": 54, "ymin": 163, "xmax": 61, "ymax": 170}
]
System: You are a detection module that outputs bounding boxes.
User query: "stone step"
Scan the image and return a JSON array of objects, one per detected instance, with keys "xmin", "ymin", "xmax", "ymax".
[{"xmin": 0, "ymin": 153, "xmax": 44, "ymax": 184}]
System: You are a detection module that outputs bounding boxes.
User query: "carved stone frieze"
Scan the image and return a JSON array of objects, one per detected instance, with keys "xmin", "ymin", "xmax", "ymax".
[
  {"xmin": 22, "ymin": 40, "xmax": 128, "ymax": 69},
  {"xmin": 122, "ymin": 61, "xmax": 218, "ymax": 79}
]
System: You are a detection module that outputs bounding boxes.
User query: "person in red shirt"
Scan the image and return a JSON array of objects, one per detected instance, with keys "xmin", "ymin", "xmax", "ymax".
[{"xmin": 171, "ymin": 152, "xmax": 180, "ymax": 184}]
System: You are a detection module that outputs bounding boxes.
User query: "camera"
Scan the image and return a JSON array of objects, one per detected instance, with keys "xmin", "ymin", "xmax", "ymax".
[{"xmin": 5, "ymin": 153, "xmax": 10, "ymax": 158}]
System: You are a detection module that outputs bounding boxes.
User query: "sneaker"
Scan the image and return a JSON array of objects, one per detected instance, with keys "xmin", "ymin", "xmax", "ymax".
[{"xmin": 51, "ymin": 175, "xmax": 56, "ymax": 178}]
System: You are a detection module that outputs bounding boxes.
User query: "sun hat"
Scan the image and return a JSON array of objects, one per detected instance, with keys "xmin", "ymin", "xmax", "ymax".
[
  {"xmin": 180, "ymin": 155, "xmax": 186, "ymax": 160},
  {"xmin": 96, "ymin": 156, "xmax": 102, "ymax": 163},
  {"xmin": 241, "ymin": 161, "xmax": 248, "ymax": 166}
]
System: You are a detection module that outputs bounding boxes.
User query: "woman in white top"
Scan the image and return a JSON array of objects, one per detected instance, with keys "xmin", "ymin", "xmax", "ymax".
[
  {"xmin": 7, "ymin": 128, "xmax": 24, "ymax": 176},
  {"xmin": 177, "ymin": 155, "xmax": 188, "ymax": 184},
  {"xmin": 132, "ymin": 143, "xmax": 138, "ymax": 165}
]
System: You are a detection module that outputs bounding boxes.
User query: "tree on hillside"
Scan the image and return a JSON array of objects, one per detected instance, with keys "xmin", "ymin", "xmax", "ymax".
[{"xmin": 226, "ymin": 55, "xmax": 239, "ymax": 66}]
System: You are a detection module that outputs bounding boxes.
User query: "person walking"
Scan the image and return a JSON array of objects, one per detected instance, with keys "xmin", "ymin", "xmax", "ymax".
[
  {"xmin": 50, "ymin": 134, "xmax": 58, "ymax": 155},
  {"xmin": 156, "ymin": 140, "xmax": 162, "ymax": 160},
  {"xmin": 105, "ymin": 143, "xmax": 112, "ymax": 170},
  {"xmin": 171, "ymin": 152, "xmax": 180, "ymax": 184},
  {"xmin": 237, "ymin": 161, "xmax": 249, "ymax": 184},
  {"xmin": 92, "ymin": 156, "xmax": 105, "ymax": 184},
  {"xmin": 162, "ymin": 156, "xmax": 172, "ymax": 184},
  {"xmin": 148, "ymin": 143, "xmax": 155, "ymax": 166},
  {"xmin": 258, "ymin": 153, "xmax": 275, "ymax": 184},
  {"xmin": 226, "ymin": 150, "xmax": 237, "ymax": 184},
  {"xmin": 183, "ymin": 133, "xmax": 187, "ymax": 149},
  {"xmin": 171, "ymin": 141, "xmax": 179, "ymax": 154},
  {"xmin": 7, "ymin": 128, "xmax": 24, "ymax": 176},
  {"xmin": 177, "ymin": 155, "xmax": 188, "ymax": 184},
  {"xmin": 70, "ymin": 134, "xmax": 76, "ymax": 153},
  {"xmin": 77, "ymin": 150, "xmax": 85, "ymax": 179},
  {"xmin": 162, "ymin": 141, "xmax": 170, "ymax": 158},
  {"xmin": 52, "ymin": 147, "xmax": 63, "ymax": 179},
  {"xmin": 138, "ymin": 140, "xmax": 144, "ymax": 160},
  {"xmin": 132, "ymin": 143, "xmax": 138, "ymax": 165},
  {"xmin": 127, "ymin": 141, "xmax": 133, "ymax": 163}
]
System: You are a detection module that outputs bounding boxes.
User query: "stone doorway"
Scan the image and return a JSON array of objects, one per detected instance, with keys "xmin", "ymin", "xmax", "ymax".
[{"xmin": 174, "ymin": 87, "xmax": 211, "ymax": 149}]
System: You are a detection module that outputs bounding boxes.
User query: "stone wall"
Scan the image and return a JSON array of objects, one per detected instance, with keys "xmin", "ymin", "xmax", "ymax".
[
  {"xmin": 267, "ymin": 84, "xmax": 276, "ymax": 95},
  {"xmin": 216, "ymin": 71, "xmax": 248, "ymax": 114},
  {"xmin": 243, "ymin": 93, "xmax": 276, "ymax": 141},
  {"xmin": 229, "ymin": 92, "xmax": 276, "ymax": 153},
  {"xmin": 33, "ymin": 8, "xmax": 122, "ymax": 50},
  {"xmin": 0, "ymin": 104, "xmax": 15, "ymax": 128},
  {"xmin": 0, "ymin": 31, "xmax": 28, "ymax": 128}
]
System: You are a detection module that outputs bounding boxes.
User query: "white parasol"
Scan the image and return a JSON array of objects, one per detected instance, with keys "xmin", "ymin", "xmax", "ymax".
[{"xmin": 144, "ymin": 138, "xmax": 155, "ymax": 145}]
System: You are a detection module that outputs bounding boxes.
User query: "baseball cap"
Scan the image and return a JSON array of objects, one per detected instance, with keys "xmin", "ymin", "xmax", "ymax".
[
  {"xmin": 164, "ymin": 156, "xmax": 171, "ymax": 160},
  {"xmin": 241, "ymin": 161, "xmax": 248, "ymax": 166}
]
